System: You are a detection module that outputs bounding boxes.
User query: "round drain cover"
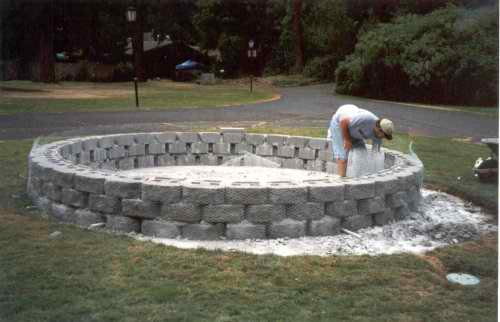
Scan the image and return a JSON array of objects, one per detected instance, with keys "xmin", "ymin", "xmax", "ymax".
[{"xmin": 446, "ymin": 273, "xmax": 480, "ymax": 286}]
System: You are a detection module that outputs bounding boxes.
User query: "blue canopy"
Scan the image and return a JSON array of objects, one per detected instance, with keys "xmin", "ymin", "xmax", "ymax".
[{"xmin": 175, "ymin": 60, "xmax": 201, "ymax": 71}]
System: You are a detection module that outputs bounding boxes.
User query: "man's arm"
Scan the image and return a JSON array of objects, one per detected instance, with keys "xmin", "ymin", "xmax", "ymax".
[{"xmin": 339, "ymin": 117, "xmax": 352, "ymax": 151}]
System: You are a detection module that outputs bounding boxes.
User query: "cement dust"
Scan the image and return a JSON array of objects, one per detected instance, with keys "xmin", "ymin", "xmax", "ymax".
[{"xmin": 134, "ymin": 189, "xmax": 497, "ymax": 257}]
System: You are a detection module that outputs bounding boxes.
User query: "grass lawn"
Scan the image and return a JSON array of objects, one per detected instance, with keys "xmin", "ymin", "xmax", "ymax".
[
  {"xmin": 0, "ymin": 130, "xmax": 497, "ymax": 322},
  {"xmin": 0, "ymin": 80, "xmax": 278, "ymax": 114}
]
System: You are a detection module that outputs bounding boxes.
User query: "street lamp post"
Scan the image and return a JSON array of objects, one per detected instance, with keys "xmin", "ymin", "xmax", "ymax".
[
  {"xmin": 126, "ymin": 6, "xmax": 140, "ymax": 108},
  {"xmin": 247, "ymin": 39, "xmax": 257, "ymax": 93}
]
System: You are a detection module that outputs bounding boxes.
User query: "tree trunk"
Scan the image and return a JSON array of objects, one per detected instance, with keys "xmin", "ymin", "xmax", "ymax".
[
  {"xmin": 133, "ymin": 1, "xmax": 146, "ymax": 82},
  {"xmin": 292, "ymin": 0, "xmax": 304, "ymax": 74},
  {"xmin": 39, "ymin": 3, "xmax": 55, "ymax": 82}
]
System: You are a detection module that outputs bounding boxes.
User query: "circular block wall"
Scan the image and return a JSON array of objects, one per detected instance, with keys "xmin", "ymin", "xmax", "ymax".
[{"xmin": 27, "ymin": 131, "xmax": 423, "ymax": 240}]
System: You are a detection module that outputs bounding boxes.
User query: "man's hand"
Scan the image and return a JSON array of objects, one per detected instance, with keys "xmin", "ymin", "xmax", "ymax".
[{"xmin": 344, "ymin": 139, "xmax": 352, "ymax": 151}]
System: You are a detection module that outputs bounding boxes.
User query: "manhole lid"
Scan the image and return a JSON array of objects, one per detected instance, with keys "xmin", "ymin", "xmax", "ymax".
[{"xmin": 446, "ymin": 273, "xmax": 480, "ymax": 286}]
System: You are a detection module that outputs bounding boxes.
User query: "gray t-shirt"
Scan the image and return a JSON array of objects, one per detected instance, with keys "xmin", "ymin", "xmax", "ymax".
[{"xmin": 332, "ymin": 104, "xmax": 381, "ymax": 146}]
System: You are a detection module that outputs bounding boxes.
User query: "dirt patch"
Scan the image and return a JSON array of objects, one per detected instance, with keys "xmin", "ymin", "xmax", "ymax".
[
  {"xmin": 419, "ymin": 255, "xmax": 447, "ymax": 276},
  {"xmin": 1, "ymin": 87, "xmax": 131, "ymax": 99}
]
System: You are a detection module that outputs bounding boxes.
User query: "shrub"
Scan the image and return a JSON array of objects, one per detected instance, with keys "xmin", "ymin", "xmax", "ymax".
[{"xmin": 303, "ymin": 56, "xmax": 338, "ymax": 81}]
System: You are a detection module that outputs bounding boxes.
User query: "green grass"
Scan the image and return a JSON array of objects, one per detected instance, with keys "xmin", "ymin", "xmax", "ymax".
[
  {"xmin": 263, "ymin": 74, "xmax": 324, "ymax": 87},
  {"xmin": 0, "ymin": 131, "xmax": 497, "ymax": 322},
  {"xmin": 0, "ymin": 80, "xmax": 277, "ymax": 114}
]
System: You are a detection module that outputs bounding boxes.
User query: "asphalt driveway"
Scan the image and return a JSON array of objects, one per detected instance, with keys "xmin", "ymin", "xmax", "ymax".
[{"xmin": 0, "ymin": 83, "xmax": 497, "ymax": 141}]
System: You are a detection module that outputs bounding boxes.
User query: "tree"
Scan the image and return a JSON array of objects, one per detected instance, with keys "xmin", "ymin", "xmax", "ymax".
[{"xmin": 292, "ymin": 0, "xmax": 304, "ymax": 73}]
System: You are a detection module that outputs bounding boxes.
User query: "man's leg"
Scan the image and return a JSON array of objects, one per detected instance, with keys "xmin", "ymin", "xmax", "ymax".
[{"xmin": 337, "ymin": 159, "xmax": 347, "ymax": 177}]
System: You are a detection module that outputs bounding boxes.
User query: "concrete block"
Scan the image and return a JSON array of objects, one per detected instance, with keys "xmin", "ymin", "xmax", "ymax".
[
  {"xmin": 170, "ymin": 142, "xmax": 187, "ymax": 154},
  {"xmin": 225, "ymin": 186, "xmax": 268, "ymax": 204},
  {"xmin": 345, "ymin": 181, "xmax": 375, "ymax": 200},
  {"xmin": 74, "ymin": 209, "xmax": 105, "ymax": 227},
  {"xmin": 79, "ymin": 152, "xmax": 91, "ymax": 165},
  {"xmin": 177, "ymin": 132, "xmax": 199, "ymax": 143},
  {"xmin": 98, "ymin": 136, "xmax": 116, "ymax": 149},
  {"xmin": 305, "ymin": 160, "xmax": 324, "ymax": 172},
  {"xmin": 318, "ymin": 150, "xmax": 334, "ymax": 162},
  {"xmin": 374, "ymin": 175, "xmax": 399, "ymax": 196},
  {"xmin": 155, "ymin": 132, "xmax": 177, "ymax": 144},
  {"xmin": 134, "ymin": 133, "xmax": 154, "ymax": 144},
  {"xmin": 245, "ymin": 134, "xmax": 265, "ymax": 145},
  {"xmin": 386, "ymin": 191, "xmax": 408, "ymax": 208},
  {"xmin": 122, "ymin": 199, "xmax": 160, "ymax": 219},
  {"xmin": 268, "ymin": 185, "xmax": 307, "ymax": 204},
  {"xmin": 106, "ymin": 215, "xmax": 141, "ymax": 233},
  {"xmin": 141, "ymin": 220, "xmax": 181, "ymax": 238},
  {"xmin": 308, "ymin": 182, "xmax": 344, "ymax": 202},
  {"xmin": 50, "ymin": 203, "xmax": 75, "ymax": 223},
  {"xmin": 342, "ymin": 214, "xmax": 372, "ymax": 231},
  {"xmin": 199, "ymin": 132, "xmax": 221, "ymax": 143},
  {"xmin": 203, "ymin": 204, "xmax": 244, "ymax": 223},
  {"xmin": 358, "ymin": 197, "xmax": 385, "ymax": 215},
  {"xmin": 286, "ymin": 136, "xmax": 308, "ymax": 147},
  {"xmin": 235, "ymin": 143, "xmax": 252, "ymax": 154},
  {"xmin": 142, "ymin": 181, "xmax": 182, "ymax": 204},
  {"xmin": 176, "ymin": 154, "xmax": 196, "ymax": 165},
  {"xmin": 43, "ymin": 182, "xmax": 62, "ymax": 202},
  {"xmin": 128, "ymin": 144, "xmax": 146, "ymax": 156},
  {"xmin": 310, "ymin": 216, "xmax": 340, "ymax": 236},
  {"xmin": 182, "ymin": 222, "xmax": 224, "ymax": 240},
  {"xmin": 161, "ymin": 202, "xmax": 201, "ymax": 223},
  {"xmin": 70, "ymin": 142, "xmax": 83, "ymax": 154},
  {"xmin": 226, "ymin": 220, "xmax": 266, "ymax": 239},
  {"xmin": 93, "ymin": 148, "xmax": 107, "ymax": 162},
  {"xmin": 116, "ymin": 135, "xmax": 135, "ymax": 147},
  {"xmin": 287, "ymin": 202, "xmax": 324, "ymax": 220},
  {"xmin": 373, "ymin": 209, "xmax": 394, "ymax": 226},
  {"xmin": 74, "ymin": 172, "xmax": 106, "ymax": 194},
  {"xmin": 61, "ymin": 188, "xmax": 87, "ymax": 207},
  {"xmin": 222, "ymin": 132, "xmax": 244, "ymax": 144},
  {"xmin": 407, "ymin": 186, "xmax": 422, "ymax": 205},
  {"xmin": 394, "ymin": 205, "xmax": 410, "ymax": 221},
  {"xmin": 89, "ymin": 194, "xmax": 120, "ymax": 213},
  {"xmin": 183, "ymin": 183, "xmax": 225, "ymax": 204},
  {"xmin": 157, "ymin": 154, "xmax": 176, "ymax": 166},
  {"xmin": 266, "ymin": 135, "xmax": 286, "ymax": 146},
  {"xmin": 213, "ymin": 142, "xmax": 230, "ymax": 154},
  {"xmin": 308, "ymin": 138, "xmax": 327, "ymax": 150},
  {"xmin": 138, "ymin": 155, "xmax": 155, "ymax": 168},
  {"xmin": 191, "ymin": 142, "xmax": 209, "ymax": 154},
  {"xmin": 118, "ymin": 158, "xmax": 134, "ymax": 170},
  {"xmin": 148, "ymin": 142, "xmax": 166, "ymax": 155},
  {"xmin": 104, "ymin": 177, "xmax": 141, "ymax": 199},
  {"xmin": 282, "ymin": 158, "xmax": 304, "ymax": 170},
  {"xmin": 277, "ymin": 145, "xmax": 294, "ymax": 158},
  {"xmin": 108, "ymin": 146, "xmax": 126, "ymax": 159},
  {"xmin": 50, "ymin": 168, "xmax": 74, "ymax": 188},
  {"xmin": 298, "ymin": 147, "xmax": 316, "ymax": 160},
  {"xmin": 246, "ymin": 204, "xmax": 286, "ymax": 223},
  {"xmin": 326, "ymin": 200, "xmax": 358, "ymax": 218},
  {"xmin": 269, "ymin": 219, "xmax": 306, "ymax": 238}
]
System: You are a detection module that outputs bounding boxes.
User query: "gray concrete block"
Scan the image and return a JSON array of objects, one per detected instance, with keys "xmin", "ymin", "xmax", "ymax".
[
  {"xmin": 386, "ymin": 191, "xmax": 408, "ymax": 208},
  {"xmin": 199, "ymin": 132, "xmax": 221, "ymax": 143},
  {"xmin": 298, "ymin": 147, "xmax": 316, "ymax": 160},
  {"xmin": 213, "ymin": 142, "xmax": 230, "ymax": 154},
  {"xmin": 203, "ymin": 204, "xmax": 244, "ymax": 223},
  {"xmin": 98, "ymin": 136, "xmax": 116, "ymax": 149},
  {"xmin": 128, "ymin": 144, "xmax": 146, "ymax": 156},
  {"xmin": 138, "ymin": 155, "xmax": 155, "ymax": 168},
  {"xmin": 89, "ymin": 194, "xmax": 120, "ymax": 214},
  {"xmin": 176, "ymin": 154, "xmax": 196, "ymax": 165},
  {"xmin": 342, "ymin": 214, "xmax": 372, "ymax": 231},
  {"xmin": 305, "ymin": 160, "xmax": 324, "ymax": 172},
  {"xmin": 141, "ymin": 220, "xmax": 181, "ymax": 238},
  {"xmin": 170, "ymin": 142, "xmax": 187, "ymax": 154},
  {"xmin": 122, "ymin": 199, "xmax": 160, "ymax": 219},
  {"xmin": 308, "ymin": 182, "xmax": 344, "ymax": 202},
  {"xmin": 308, "ymin": 138, "xmax": 327, "ymax": 150},
  {"xmin": 318, "ymin": 150, "xmax": 334, "ymax": 162},
  {"xmin": 74, "ymin": 209, "xmax": 105, "ymax": 227},
  {"xmin": 269, "ymin": 185, "xmax": 308, "ymax": 204},
  {"xmin": 93, "ymin": 148, "xmax": 107, "ymax": 162},
  {"xmin": 156, "ymin": 132, "xmax": 177, "ymax": 144},
  {"xmin": 109, "ymin": 146, "xmax": 126, "ymax": 159},
  {"xmin": 106, "ymin": 215, "xmax": 141, "ymax": 233},
  {"xmin": 82, "ymin": 138, "xmax": 99, "ymax": 151},
  {"xmin": 182, "ymin": 222, "xmax": 224, "ymax": 240},
  {"xmin": 157, "ymin": 154, "xmax": 176, "ymax": 166},
  {"xmin": 50, "ymin": 203, "xmax": 75, "ymax": 223},
  {"xmin": 61, "ymin": 188, "xmax": 87, "ymax": 207},
  {"xmin": 222, "ymin": 132, "xmax": 244, "ymax": 144},
  {"xmin": 118, "ymin": 158, "xmax": 134, "ymax": 170},
  {"xmin": 325, "ymin": 200, "xmax": 358, "ymax": 218},
  {"xmin": 177, "ymin": 132, "xmax": 199, "ymax": 143},
  {"xmin": 192, "ymin": 142, "xmax": 209, "ymax": 154},
  {"xmin": 183, "ymin": 183, "xmax": 225, "ymax": 204},
  {"xmin": 104, "ymin": 177, "xmax": 141, "ymax": 199},
  {"xmin": 225, "ymin": 186, "xmax": 268, "ymax": 204},
  {"xmin": 43, "ymin": 182, "xmax": 62, "ymax": 202},
  {"xmin": 235, "ymin": 143, "xmax": 252, "ymax": 154},
  {"xmin": 345, "ymin": 181, "xmax": 375, "ymax": 200},
  {"xmin": 246, "ymin": 204, "xmax": 286, "ymax": 223},
  {"xmin": 50, "ymin": 168, "xmax": 74, "ymax": 188},
  {"xmin": 373, "ymin": 209, "xmax": 394, "ymax": 226},
  {"xmin": 245, "ymin": 134, "xmax": 265, "ymax": 145},
  {"xmin": 266, "ymin": 135, "xmax": 286, "ymax": 146},
  {"xmin": 287, "ymin": 202, "xmax": 324, "ymax": 220},
  {"xmin": 70, "ymin": 142, "xmax": 83, "ymax": 154},
  {"xmin": 286, "ymin": 136, "xmax": 308, "ymax": 148},
  {"xmin": 161, "ymin": 202, "xmax": 201, "ymax": 223},
  {"xmin": 269, "ymin": 219, "xmax": 306, "ymax": 238},
  {"xmin": 134, "ymin": 133, "xmax": 154, "ymax": 145},
  {"xmin": 277, "ymin": 145, "xmax": 294, "ymax": 158},
  {"xmin": 79, "ymin": 152, "xmax": 91, "ymax": 165},
  {"xmin": 226, "ymin": 220, "xmax": 266, "ymax": 239},
  {"xmin": 374, "ymin": 175, "xmax": 399, "ymax": 196},
  {"xmin": 148, "ymin": 142, "xmax": 166, "ymax": 155},
  {"xmin": 394, "ymin": 205, "xmax": 410, "ymax": 221},
  {"xmin": 282, "ymin": 158, "xmax": 304, "ymax": 170},
  {"xmin": 310, "ymin": 216, "xmax": 340, "ymax": 236},
  {"xmin": 116, "ymin": 135, "xmax": 135, "ymax": 147},
  {"xmin": 142, "ymin": 181, "xmax": 182, "ymax": 204},
  {"xmin": 358, "ymin": 197, "xmax": 385, "ymax": 216},
  {"xmin": 74, "ymin": 172, "xmax": 106, "ymax": 194}
]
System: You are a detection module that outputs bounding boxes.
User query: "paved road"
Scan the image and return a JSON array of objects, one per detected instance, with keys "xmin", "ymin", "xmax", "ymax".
[{"xmin": 0, "ymin": 84, "xmax": 497, "ymax": 141}]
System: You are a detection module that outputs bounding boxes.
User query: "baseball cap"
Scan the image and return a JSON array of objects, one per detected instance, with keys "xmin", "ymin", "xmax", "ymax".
[{"xmin": 379, "ymin": 119, "xmax": 393, "ymax": 140}]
